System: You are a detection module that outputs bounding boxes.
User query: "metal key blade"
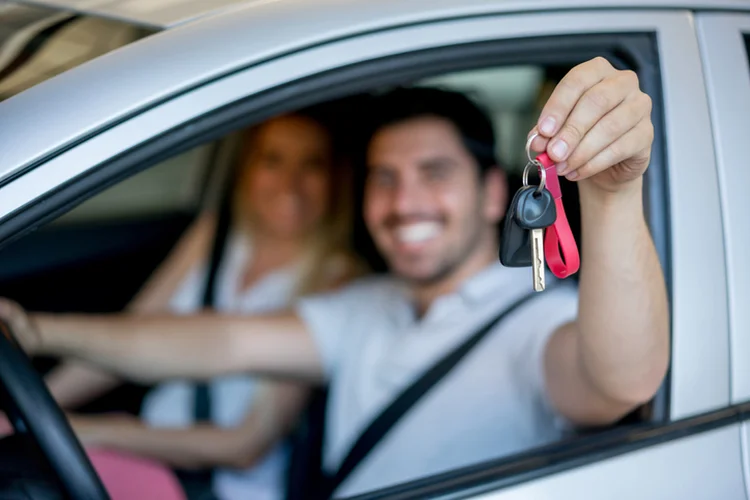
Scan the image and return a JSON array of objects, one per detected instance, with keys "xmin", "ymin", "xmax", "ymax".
[{"xmin": 530, "ymin": 228, "xmax": 545, "ymax": 292}]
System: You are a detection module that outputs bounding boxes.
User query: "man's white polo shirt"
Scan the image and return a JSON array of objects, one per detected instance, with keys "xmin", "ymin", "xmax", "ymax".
[{"xmin": 296, "ymin": 262, "xmax": 579, "ymax": 497}]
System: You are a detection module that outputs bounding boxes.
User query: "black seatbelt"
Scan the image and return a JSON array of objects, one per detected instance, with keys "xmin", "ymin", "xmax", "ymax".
[
  {"xmin": 174, "ymin": 160, "xmax": 236, "ymax": 500},
  {"xmin": 320, "ymin": 291, "xmax": 539, "ymax": 499},
  {"xmin": 193, "ymin": 169, "xmax": 235, "ymax": 422}
]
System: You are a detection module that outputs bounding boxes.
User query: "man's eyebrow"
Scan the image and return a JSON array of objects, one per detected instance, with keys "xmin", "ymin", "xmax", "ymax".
[{"xmin": 419, "ymin": 157, "xmax": 459, "ymax": 170}]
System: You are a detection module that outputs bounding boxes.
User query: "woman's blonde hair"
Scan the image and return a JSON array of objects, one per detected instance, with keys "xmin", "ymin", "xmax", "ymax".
[{"xmin": 230, "ymin": 111, "xmax": 364, "ymax": 298}]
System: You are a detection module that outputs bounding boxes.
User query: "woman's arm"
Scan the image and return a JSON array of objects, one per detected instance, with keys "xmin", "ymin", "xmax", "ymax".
[
  {"xmin": 46, "ymin": 363, "xmax": 120, "ymax": 410},
  {"xmin": 71, "ymin": 381, "xmax": 310, "ymax": 470}
]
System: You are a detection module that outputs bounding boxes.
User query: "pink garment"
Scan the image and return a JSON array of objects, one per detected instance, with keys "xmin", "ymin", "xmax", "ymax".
[
  {"xmin": 1, "ymin": 412, "xmax": 186, "ymax": 499},
  {"xmin": 0, "ymin": 414, "xmax": 11, "ymax": 436},
  {"xmin": 87, "ymin": 448, "xmax": 187, "ymax": 500},
  {"xmin": 1, "ymin": 416, "xmax": 185, "ymax": 500}
]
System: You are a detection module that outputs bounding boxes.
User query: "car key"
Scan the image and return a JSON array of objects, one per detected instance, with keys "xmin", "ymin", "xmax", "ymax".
[{"xmin": 514, "ymin": 186, "xmax": 556, "ymax": 291}]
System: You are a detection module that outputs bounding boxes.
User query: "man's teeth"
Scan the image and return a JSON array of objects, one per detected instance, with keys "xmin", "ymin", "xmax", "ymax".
[{"xmin": 396, "ymin": 222, "xmax": 441, "ymax": 244}]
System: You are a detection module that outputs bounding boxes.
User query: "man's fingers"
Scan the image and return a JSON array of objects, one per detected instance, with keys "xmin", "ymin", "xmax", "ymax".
[
  {"xmin": 536, "ymin": 57, "xmax": 616, "ymax": 138},
  {"xmin": 547, "ymin": 70, "xmax": 639, "ymax": 164},
  {"xmin": 565, "ymin": 118, "xmax": 654, "ymax": 181},
  {"xmin": 560, "ymin": 90, "xmax": 652, "ymax": 174}
]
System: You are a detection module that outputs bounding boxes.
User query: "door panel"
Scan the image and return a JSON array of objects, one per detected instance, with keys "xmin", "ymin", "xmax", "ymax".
[
  {"xmin": 696, "ymin": 13, "xmax": 750, "ymax": 500},
  {"xmin": 472, "ymin": 425, "xmax": 746, "ymax": 500},
  {"xmin": 695, "ymin": 12, "xmax": 750, "ymax": 406}
]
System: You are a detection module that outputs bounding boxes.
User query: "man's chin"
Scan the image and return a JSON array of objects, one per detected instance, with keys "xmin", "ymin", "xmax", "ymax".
[{"xmin": 391, "ymin": 262, "xmax": 450, "ymax": 287}]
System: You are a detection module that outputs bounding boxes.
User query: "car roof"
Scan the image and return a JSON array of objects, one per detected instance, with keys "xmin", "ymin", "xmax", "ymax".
[
  {"xmin": 1, "ymin": 0, "xmax": 750, "ymax": 183},
  {"xmin": 10, "ymin": 0, "xmax": 750, "ymax": 28}
]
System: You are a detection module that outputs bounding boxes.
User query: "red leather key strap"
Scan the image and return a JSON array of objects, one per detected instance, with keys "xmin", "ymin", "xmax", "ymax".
[{"xmin": 536, "ymin": 153, "xmax": 580, "ymax": 278}]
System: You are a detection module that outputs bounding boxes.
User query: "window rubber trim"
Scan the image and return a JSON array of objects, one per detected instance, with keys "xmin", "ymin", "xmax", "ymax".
[
  {"xmin": 346, "ymin": 401, "xmax": 750, "ymax": 500},
  {"xmin": 0, "ymin": 32, "xmax": 672, "ymax": 498}
]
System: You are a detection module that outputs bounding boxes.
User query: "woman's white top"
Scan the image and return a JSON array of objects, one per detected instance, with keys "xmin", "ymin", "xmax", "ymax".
[{"xmin": 140, "ymin": 227, "xmax": 301, "ymax": 500}]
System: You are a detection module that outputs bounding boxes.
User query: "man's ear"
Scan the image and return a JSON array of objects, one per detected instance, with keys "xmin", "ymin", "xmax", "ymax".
[{"xmin": 483, "ymin": 167, "xmax": 508, "ymax": 223}]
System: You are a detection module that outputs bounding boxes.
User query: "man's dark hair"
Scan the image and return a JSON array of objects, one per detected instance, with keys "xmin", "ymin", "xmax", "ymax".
[{"xmin": 366, "ymin": 86, "xmax": 499, "ymax": 174}]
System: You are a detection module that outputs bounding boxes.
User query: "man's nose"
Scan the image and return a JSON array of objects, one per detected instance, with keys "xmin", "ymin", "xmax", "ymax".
[{"xmin": 391, "ymin": 178, "xmax": 429, "ymax": 215}]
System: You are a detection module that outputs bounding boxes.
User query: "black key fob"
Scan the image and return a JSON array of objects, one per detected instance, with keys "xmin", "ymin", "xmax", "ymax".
[
  {"xmin": 499, "ymin": 186, "xmax": 556, "ymax": 267},
  {"xmin": 514, "ymin": 186, "xmax": 556, "ymax": 230}
]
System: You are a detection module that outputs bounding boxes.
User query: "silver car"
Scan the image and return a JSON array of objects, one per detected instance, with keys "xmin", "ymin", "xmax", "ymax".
[{"xmin": 0, "ymin": 1, "xmax": 746, "ymax": 499}]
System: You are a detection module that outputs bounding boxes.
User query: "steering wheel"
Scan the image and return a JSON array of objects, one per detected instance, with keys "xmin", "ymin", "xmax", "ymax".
[{"xmin": 0, "ymin": 322, "xmax": 109, "ymax": 499}]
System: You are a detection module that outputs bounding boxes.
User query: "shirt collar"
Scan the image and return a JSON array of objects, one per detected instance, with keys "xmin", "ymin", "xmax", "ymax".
[
  {"xmin": 457, "ymin": 262, "xmax": 518, "ymax": 305},
  {"xmin": 395, "ymin": 262, "xmax": 518, "ymax": 324}
]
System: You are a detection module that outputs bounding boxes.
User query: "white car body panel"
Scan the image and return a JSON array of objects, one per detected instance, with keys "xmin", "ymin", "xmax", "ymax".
[
  {"xmin": 695, "ymin": 12, "xmax": 750, "ymax": 408},
  {"xmin": 474, "ymin": 426, "xmax": 746, "ymax": 500}
]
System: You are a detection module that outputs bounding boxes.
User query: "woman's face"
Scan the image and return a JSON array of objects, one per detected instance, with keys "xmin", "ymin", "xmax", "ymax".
[{"xmin": 240, "ymin": 115, "xmax": 333, "ymax": 240}]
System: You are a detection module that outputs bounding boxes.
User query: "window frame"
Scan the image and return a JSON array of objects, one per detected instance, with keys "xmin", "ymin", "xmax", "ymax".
[
  {"xmin": 694, "ymin": 12, "xmax": 750, "ymax": 407},
  {"xmin": 0, "ymin": 8, "xmax": 731, "ymax": 498},
  {"xmin": 694, "ymin": 16, "xmax": 750, "ymax": 499}
]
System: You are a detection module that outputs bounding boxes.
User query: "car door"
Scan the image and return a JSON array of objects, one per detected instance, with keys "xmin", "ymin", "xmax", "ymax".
[
  {"xmin": 0, "ymin": 3, "xmax": 740, "ymax": 500},
  {"xmin": 695, "ymin": 12, "xmax": 750, "ymax": 500}
]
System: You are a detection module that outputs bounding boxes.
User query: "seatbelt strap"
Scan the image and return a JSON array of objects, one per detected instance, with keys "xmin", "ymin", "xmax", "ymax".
[
  {"xmin": 193, "ymin": 164, "xmax": 236, "ymax": 423},
  {"xmin": 322, "ymin": 290, "xmax": 539, "ymax": 498}
]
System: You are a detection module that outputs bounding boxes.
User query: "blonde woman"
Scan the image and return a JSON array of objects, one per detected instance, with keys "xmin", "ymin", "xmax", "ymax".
[{"xmin": 41, "ymin": 109, "xmax": 364, "ymax": 500}]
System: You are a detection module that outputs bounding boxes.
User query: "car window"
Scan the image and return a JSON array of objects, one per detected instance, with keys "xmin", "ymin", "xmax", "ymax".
[
  {"xmin": 54, "ymin": 142, "xmax": 216, "ymax": 225},
  {"xmin": 0, "ymin": 2, "xmax": 155, "ymax": 101}
]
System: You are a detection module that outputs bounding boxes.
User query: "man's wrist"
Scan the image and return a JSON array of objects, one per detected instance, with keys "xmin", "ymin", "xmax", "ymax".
[{"xmin": 578, "ymin": 177, "xmax": 644, "ymax": 214}]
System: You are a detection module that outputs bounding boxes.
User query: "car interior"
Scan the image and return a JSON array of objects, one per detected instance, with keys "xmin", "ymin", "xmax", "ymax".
[
  {"xmin": 0, "ymin": 4, "xmax": 666, "ymax": 498},
  {"xmin": 0, "ymin": 62, "xmax": 588, "ymax": 495}
]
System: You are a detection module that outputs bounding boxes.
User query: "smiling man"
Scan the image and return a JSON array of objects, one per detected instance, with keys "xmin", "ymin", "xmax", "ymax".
[{"xmin": 0, "ymin": 57, "xmax": 669, "ymax": 498}]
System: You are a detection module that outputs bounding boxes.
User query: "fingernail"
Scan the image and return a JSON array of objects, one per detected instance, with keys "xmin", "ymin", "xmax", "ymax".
[
  {"xmin": 539, "ymin": 116, "xmax": 556, "ymax": 135},
  {"xmin": 556, "ymin": 161, "xmax": 568, "ymax": 175},
  {"xmin": 565, "ymin": 170, "xmax": 579, "ymax": 181},
  {"xmin": 550, "ymin": 140, "xmax": 569, "ymax": 160}
]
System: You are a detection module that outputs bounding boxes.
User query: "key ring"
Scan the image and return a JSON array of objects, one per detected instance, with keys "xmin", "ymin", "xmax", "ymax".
[
  {"xmin": 522, "ymin": 160, "xmax": 546, "ymax": 194},
  {"xmin": 523, "ymin": 132, "xmax": 545, "ymax": 194},
  {"xmin": 525, "ymin": 132, "xmax": 539, "ymax": 164}
]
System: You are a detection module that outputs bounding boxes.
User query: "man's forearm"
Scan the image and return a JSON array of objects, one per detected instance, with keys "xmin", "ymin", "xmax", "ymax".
[
  {"xmin": 575, "ymin": 179, "xmax": 670, "ymax": 405},
  {"xmin": 34, "ymin": 312, "xmax": 323, "ymax": 383}
]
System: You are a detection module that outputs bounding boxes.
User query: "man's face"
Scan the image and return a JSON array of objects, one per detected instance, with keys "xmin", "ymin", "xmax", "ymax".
[{"xmin": 364, "ymin": 116, "xmax": 505, "ymax": 285}]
